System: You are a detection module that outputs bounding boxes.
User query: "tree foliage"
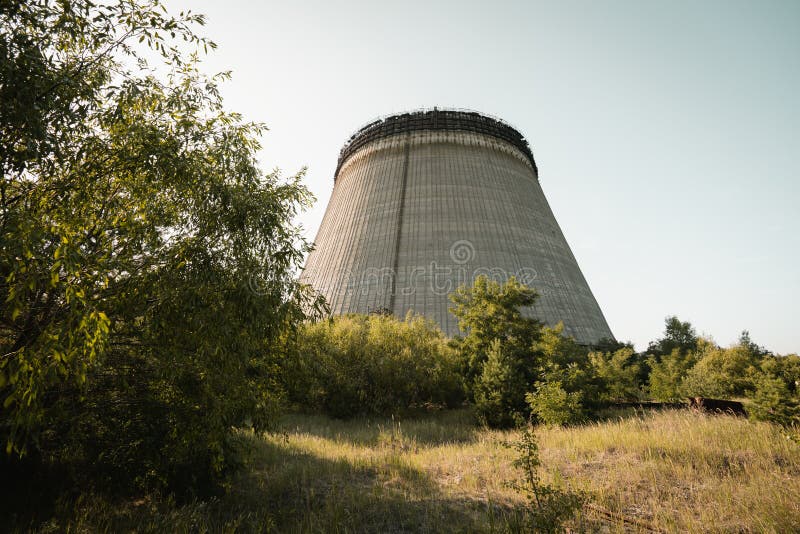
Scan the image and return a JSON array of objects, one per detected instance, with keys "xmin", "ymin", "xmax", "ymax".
[
  {"xmin": 0, "ymin": 0, "xmax": 321, "ymax": 494},
  {"xmin": 647, "ymin": 316, "xmax": 698, "ymax": 357},
  {"xmin": 526, "ymin": 381, "xmax": 585, "ymax": 426},
  {"xmin": 450, "ymin": 275, "xmax": 540, "ymax": 379},
  {"xmin": 471, "ymin": 338, "xmax": 537, "ymax": 427},
  {"xmin": 286, "ymin": 313, "xmax": 464, "ymax": 418},
  {"xmin": 682, "ymin": 342, "xmax": 760, "ymax": 398},
  {"xmin": 532, "ymin": 324, "xmax": 596, "ymax": 419},
  {"xmin": 750, "ymin": 354, "xmax": 800, "ymax": 427},
  {"xmin": 647, "ymin": 348, "xmax": 696, "ymax": 401},
  {"xmin": 749, "ymin": 374, "xmax": 800, "ymax": 427},
  {"xmin": 589, "ymin": 347, "xmax": 642, "ymax": 402},
  {"xmin": 450, "ymin": 276, "xmax": 542, "ymax": 426}
]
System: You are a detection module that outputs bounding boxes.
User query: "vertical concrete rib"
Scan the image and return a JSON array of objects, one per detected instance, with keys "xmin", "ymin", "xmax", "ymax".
[{"xmin": 388, "ymin": 133, "xmax": 411, "ymax": 312}]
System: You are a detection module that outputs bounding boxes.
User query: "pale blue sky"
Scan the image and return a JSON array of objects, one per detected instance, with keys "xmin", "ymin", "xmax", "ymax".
[{"xmin": 171, "ymin": 0, "xmax": 799, "ymax": 354}]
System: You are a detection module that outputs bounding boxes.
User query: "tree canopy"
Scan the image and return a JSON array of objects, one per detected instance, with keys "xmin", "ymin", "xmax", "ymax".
[
  {"xmin": 647, "ymin": 316, "xmax": 698, "ymax": 357},
  {"xmin": 1, "ymin": 0, "xmax": 322, "ymax": 493},
  {"xmin": 449, "ymin": 276, "xmax": 542, "ymax": 426}
]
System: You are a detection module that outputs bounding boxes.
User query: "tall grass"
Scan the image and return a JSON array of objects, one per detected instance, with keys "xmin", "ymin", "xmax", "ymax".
[
  {"xmin": 537, "ymin": 409, "xmax": 800, "ymax": 532},
  {"xmin": 28, "ymin": 409, "xmax": 800, "ymax": 533}
]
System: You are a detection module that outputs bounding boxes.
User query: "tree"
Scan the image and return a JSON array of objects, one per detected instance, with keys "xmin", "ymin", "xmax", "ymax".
[
  {"xmin": 526, "ymin": 381, "xmax": 585, "ymax": 426},
  {"xmin": 682, "ymin": 343, "xmax": 760, "ymax": 398},
  {"xmin": 590, "ymin": 337, "xmax": 634, "ymax": 354},
  {"xmin": 589, "ymin": 347, "xmax": 642, "ymax": 402},
  {"xmin": 647, "ymin": 316, "xmax": 698, "ymax": 357},
  {"xmin": 738, "ymin": 330, "xmax": 771, "ymax": 358},
  {"xmin": 472, "ymin": 339, "xmax": 535, "ymax": 427},
  {"xmin": 532, "ymin": 324, "xmax": 596, "ymax": 416},
  {"xmin": 450, "ymin": 275, "xmax": 540, "ymax": 379},
  {"xmin": 647, "ymin": 348, "xmax": 696, "ymax": 401},
  {"xmin": 0, "ymin": 0, "xmax": 321, "ymax": 494},
  {"xmin": 450, "ymin": 276, "xmax": 542, "ymax": 426},
  {"xmin": 749, "ymin": 374, "xmax": 800, "ymax": 427},
  {"xmin": 760, "ymin": 354, "xmax": 800, "ymax": 395},
  {"xmin": 749, "ymin": 354, "xmax": 800, "ymax": 427}
]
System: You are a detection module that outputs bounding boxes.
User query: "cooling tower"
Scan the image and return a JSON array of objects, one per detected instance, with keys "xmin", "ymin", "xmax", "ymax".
[{"xmin": 301, "ymin": 109, "xmax": 614, "ymax": 344}]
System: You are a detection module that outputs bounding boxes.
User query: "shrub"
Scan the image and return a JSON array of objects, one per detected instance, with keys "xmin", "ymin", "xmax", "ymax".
[
  {"xmin": 472, "ymin": 340, "xmax": 534, "ymax": 427},
  {"xmin": 682, "ymin": 344, "xmax": 760, "ymax": 398},
  {"xmin": 749, "ymin": 375, "xmax": 800, "ymax": 427},
  {"xmin": 0, "ymin": 0, "xmax": 321, "ymax": 498},
  {"xmin": 526, "ymin": 382, "xmax": 585, "ymax": 426},
  {"xmin": 749, "ymin": 356, "xmax": 800, "ymax": 428},
  {"xmin": 449, "ymin": 275, "xmax": 541, "ymax": 384},
  {"xmin": 507, "ymin": 425, "xmax": 587, "ymax": 531},
  {"xmin": 760, "ymin": 354, "xmax": 800, "ymax": 394},
  {"xmin": 648, "ymin": 348, "xmax": 696, "ymax": 401},
  {"xmin": 449, "ymin": 276, "xmax": 542, "ymax": 427},
  {"xmin": 287, "ymin": 314, "xmax": 464, "ymax": 417},
  {"xmin": 589, "ymin": 347, "xmax": 643, "ymax": 402}
]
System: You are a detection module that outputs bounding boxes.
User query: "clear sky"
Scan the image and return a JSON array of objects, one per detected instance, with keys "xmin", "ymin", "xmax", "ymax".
[{"xmin": 169, "ymin": 0, "xmax": 799, "ymax": 354}]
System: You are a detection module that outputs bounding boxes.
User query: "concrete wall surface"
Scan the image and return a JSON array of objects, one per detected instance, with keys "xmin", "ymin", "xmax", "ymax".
[{"xmin": 302, "ymin": 122, "xmax": 614, "ymax": 344}]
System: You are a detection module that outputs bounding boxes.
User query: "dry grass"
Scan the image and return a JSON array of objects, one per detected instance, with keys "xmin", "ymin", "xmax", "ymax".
[
  {"xmin": 231, "ymin": 410, "xmax": 525, "ymax": 533},
  {"xmin": 46, "ymin": 409, "xmax": 800, "ymax": 533},
  {"xmin": 537, "ymin": 410, "xmax": 800, "ymax": 532}
]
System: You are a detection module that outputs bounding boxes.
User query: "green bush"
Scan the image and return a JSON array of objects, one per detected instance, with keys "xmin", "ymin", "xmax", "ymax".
[
  {"xmin": 682, "ymin": 343, "xmax": 760, "ymax": 398},
  {"xmin": 472, "ymin": 339, "xmax": 535, "ymax": 427},
  {"xmin": 759, "ymin": 354, "xmax": 800, "ymax": 395},
  {"xmin": 534, "ymin": 325, "xmax": 599, "ymax": 408},
  {"xmin": 286, "ymin": 314, "xmax": 464, "ymax": 417},
  {"xmin": 0, "ymin": 0, "xmax": 321, "ymax": 499},
  {"xmin": 526, "ymin": 382, "xmax": 585, "ymax": 426},
  {"xmin": 749, "ymin": 375, "xmax": 800, "ymax": 427},
  {"xmin": 749, "ymin": 355, "xmax": 800, "ymax": 427},
  {"xmin": 648, "ymin": 348, "xmax": 697, "ymax": 401},
  {"xmin": 589, "ymin": 347, "xmax": 643, "ymax": 402},
  {"xmin": 449, "ymin": 276, "xmax": 542, "ymax": 427},
  {"xmin": 449, "ymin": 275, "xmax": 541, "ymax": 383}
]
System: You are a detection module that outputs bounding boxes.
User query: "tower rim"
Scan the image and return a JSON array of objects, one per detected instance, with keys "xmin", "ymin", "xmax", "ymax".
[{"xmin": 334, "ymin": 108, "xmax": 537, "ymax": 180}]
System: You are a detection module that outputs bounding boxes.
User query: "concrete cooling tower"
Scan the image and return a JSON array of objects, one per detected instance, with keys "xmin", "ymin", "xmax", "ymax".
[{"xmin": 301, "ymin": 109, "xmax": 614, "ymax": 344}]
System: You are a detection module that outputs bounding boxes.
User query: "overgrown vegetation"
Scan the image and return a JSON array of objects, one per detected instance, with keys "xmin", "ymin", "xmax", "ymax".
[
  {"xmin": 1, "ymin": 0, "xmax": 321, "ymax": 505},
  {"xmin": 21, "ymin": 410, "xmax": 800, "ymax": 533},
  {"xmin": 284, "ymin": 313, "xmax": 464, "ymax": 418},
  {"xmin": 506, "ymin": 424, "xmax": 586, "ymax": 532},
  {"xmin": 448, "ymin": 276, "xmax": 799, "ymax": 430},
  {"xmin": 2, "ymin": 1, "xmax": 798, "ymax": 531},
  {"xmin": 449, "ymin": 275, "xmax": 542, "ymax": 427}
]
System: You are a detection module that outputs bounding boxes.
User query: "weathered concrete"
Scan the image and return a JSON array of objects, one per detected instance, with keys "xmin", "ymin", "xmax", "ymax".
[{"xmin": 301, "ymin": 109, "xmax": 614, "ymax": 344}]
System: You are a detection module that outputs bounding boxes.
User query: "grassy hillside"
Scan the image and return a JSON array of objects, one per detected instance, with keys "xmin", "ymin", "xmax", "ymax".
[{"xmin": 42, "ymin": 409, "xmax": 800, "ymax": 533}]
